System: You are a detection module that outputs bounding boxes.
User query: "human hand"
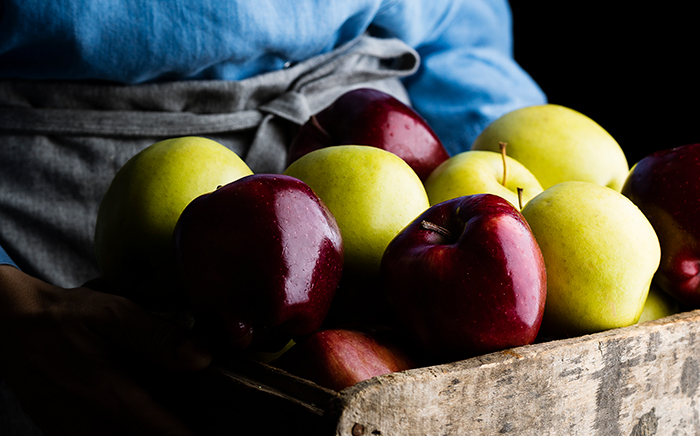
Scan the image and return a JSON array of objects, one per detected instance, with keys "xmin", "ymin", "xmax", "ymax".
[{"xmin": 0, "ymin": 266, "xmax": 212, "ymax": 436}]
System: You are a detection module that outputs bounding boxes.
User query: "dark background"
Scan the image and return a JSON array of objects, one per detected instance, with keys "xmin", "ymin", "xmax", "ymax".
[{"xmin": 509, "ymin": 4, "xmax": 699, "ymax": 166}]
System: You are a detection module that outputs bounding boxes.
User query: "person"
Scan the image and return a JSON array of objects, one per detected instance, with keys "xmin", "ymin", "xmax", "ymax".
[{"xmin": 0, "ymin": 0, "xmax": 546, "ymax": 434}]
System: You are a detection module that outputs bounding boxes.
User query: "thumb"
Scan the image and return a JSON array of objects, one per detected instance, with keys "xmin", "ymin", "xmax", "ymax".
[
  {"xmin": 99, "ymin": 295, "xmax": 213, "ymax": 371},
  {"xmin": 143, "ymin": 317, "xmax": 213, "ymax": 371}
]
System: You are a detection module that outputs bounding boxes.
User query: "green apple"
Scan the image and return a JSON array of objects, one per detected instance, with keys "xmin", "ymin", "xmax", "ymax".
[
  {"xmin": 521, "ymin": 181, "xmax": 661, "ymax": 337},
  {"xmin": 244, "ymin": 339, "xmax": 297, "ymax": 364},
  {"xmin": 424, "ymin": 149, "xmax": 543, "ymax": 209},
  {"xmin": 94, "ymin": 136, "xmax": 253, "ymax": 306},
  {"xmin": 471, "ymin": 104, "xmax": 629, "ymax": 191},
  {"xmin": 283, "ymin": 145, "xmax": 430, "ymax": 275},
  {"xmin": 637, "ymin": 283, "xmax": 680, "ymax": 323}
]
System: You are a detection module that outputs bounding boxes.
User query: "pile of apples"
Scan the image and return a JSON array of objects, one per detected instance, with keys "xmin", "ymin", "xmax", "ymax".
[{"xmin": 93, "ymin": 88, "xmax": 695, "ymax": 392}]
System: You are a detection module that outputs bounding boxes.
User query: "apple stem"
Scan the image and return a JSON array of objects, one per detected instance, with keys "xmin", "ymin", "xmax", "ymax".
[
  {"xmin": 517, "ymin": 187, "xmax": 524, "ymax": 210},
  {"xmin": 310, "ymin": 115, "xmax": 333, "ymax": 141},
  {"xmin": 420, "ymin": 220, "xmax": 452, "ymax": 240},
  {"xmin": 499, "ymin": 142, "xmax": 508, "ymax": 187}
]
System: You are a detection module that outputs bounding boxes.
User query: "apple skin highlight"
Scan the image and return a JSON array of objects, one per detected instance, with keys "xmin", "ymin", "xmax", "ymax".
[
  {"xmin": 381, "ymin": 194, "xmax": 547, "ymax": 363},
  {"xmin": 173, "ymin": 174, "xmax": 344, "ymax": 352}
]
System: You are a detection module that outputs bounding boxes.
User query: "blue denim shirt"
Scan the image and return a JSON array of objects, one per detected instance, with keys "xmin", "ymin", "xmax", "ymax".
[
  {"xmin": 0, "ymin": 245, "xmax": 15, "ymax": 268},
  {"xmin": 0, "ymin": 0, "xmax": 546, "ymax": 267},
  {"xmin": 0, "ymin": 0, "xmax": 545, "ymax": 146}
]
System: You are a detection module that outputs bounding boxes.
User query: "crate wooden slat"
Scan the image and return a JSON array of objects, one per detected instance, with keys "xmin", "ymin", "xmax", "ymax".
[{"xmin": 171, "ymin": 309, "xmax": 700, "ymax": 435}]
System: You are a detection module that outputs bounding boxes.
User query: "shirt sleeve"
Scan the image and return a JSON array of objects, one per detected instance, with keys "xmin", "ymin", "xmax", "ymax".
[
  {"xmin": 370, "ymin": 0, "xmax": 547, "ymax": 155},
  {"xmin": 0, "ymin": 244, "xmax": 18, "ymax": 269}
]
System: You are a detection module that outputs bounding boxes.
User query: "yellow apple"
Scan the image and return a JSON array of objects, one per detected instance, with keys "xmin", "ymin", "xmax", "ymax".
[
  {"xmin": 94, "ymin": 136, "xmax": 253, "ymax": 306},
  {"xmin": 637, "ymin": 283, "xmax": 680, "ymax": 323},
  {"xmin": 521, "ymin": 181, "xmax": 661, "ymax": 337},
  {"xmin": 424, "ymin": 149, "xmax": 543, "ymax": 209},
  {"xmin": 283, "ymin": 145, "xmax": 430, "ymax": 275},
  {"xmin": 471, "ymin": 104, "xmax": 629, "ymax": 191}
]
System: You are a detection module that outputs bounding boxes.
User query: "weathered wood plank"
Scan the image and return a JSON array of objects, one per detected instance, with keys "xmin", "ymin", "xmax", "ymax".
[{"xmin": 327, "ymin": 310, "xmax": 700, "ymax": 436}]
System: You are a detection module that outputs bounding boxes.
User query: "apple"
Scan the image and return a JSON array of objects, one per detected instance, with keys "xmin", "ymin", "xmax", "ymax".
[
  {"xmin": 94, "ymin": 136, "xmax": 252, "ymax": 308},
  {"xmin": 424, "ymin": 147, "xmax": 543, "ymax": 209},
  {"xmin": 273, "ymin": 324, "xmax": 416, "ymax": 391},
  {"xmin": 283, "ymin": 145, "xmax": 430, "ymax": 277},
  {"xmin": 621, "ymin": 143, "xmax": 700, "ymax": 307},
  {"xmin": 172, "ymin": 174, "xmax": 344, "ymax": 351},
  {"xmin": 244, "ymin": 339, "xmax": 297, "ymax": 364},
  {"xmin": 284, "ymin": 145, "xmax": 430, "ymax": 327},
  {"xmin": 521, "ymin": 181, "xmax": 661, "ymax": 337},
  {"xmin": 380, "ymin": 194, "xmax": 547, "ymax": 363},
  {"xmin": 637, "ymin": 283, "xmax": 680, "ymax": 324},
  {"xmin": 471, "ymin": 104, "xmax": 629, "ymax": 191},
  {"xmin": 286, "ymin": 88, "xmax": 450, "ymax": 181}
]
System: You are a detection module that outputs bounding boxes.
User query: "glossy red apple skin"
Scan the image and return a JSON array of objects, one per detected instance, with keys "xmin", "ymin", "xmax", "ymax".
[
  {"xmin": 380, "ymin": 194, "xmax": 546, "ymax": 363},
  {"xmin": 286, "ymin": 88, "xmax": 450, "ymax": 181},
  {"xmin": 622, "ymin": 143, "xmax": 700, "ymax": 307},
  {"xmin": 274, "ymin": 324, "xmax": 415, "ymax": 391},
  {"xmin": 173, "ymin": 174, "xmax": 344, "ymax": 352}
]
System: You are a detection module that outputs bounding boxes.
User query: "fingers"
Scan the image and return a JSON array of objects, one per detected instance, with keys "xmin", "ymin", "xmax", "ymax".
[
  {"xmin": 93, "ymin": 367, "xmax": 198, "ymax": 436},
  {"xmin": 132, "ymin": 313, "xmax": 213, "ymax": 371},
  {"xmin": 1, "ymin": 275, "xmax": 210, "ymax": 436},
  {"xmin": 90, "ymin": 292, "xmax": 213, "ymax": 372},
  {"xmin": 13, "ymin": 363, "xmax": 199, "ymax": 436},
  {"xmin": 76, "ymin": 290, "xmax": 211, "ymax": 435}
]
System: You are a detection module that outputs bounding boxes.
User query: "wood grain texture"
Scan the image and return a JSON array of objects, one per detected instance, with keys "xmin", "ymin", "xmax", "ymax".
[
  {"xmin": 328, "ymin": 310, "xmax": 700, "ymax": 436},
  {"xmin": 173, "ymin": 310, "xmax": 700, "ymax": 435}
]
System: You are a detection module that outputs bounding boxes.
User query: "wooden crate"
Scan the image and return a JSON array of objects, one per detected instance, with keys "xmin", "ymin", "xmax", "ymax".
[{"xmin": 170, "ymin": 309, "xmax": 700, "ymax": 435}]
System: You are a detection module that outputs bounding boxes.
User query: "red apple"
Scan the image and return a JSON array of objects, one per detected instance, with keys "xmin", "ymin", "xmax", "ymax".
[
  {"xmin": 273, "ymin": 324, "xmax": 415, "ymax": 391},
  {"xmin": 286, "ymin": 88, "xmax": 450, "ymax": 181},
  {"xmin": 173, "ymin": 174, "xmax": 344, "ymax": 352},
  {"xmin": 380, "ymin": 194, "xmax": 547, "ymax": 363},
  {"xmin": 622, "ymin": 143, "xmax": 700, "ymax": 307}
]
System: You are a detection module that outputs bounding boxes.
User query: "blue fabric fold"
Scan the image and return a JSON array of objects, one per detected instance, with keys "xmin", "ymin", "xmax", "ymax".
[
  {"xmin": 0, "ymin": 244, "xmax": 17, "ymax": 268},
  {"xmin": 0, "ymin": 0, "xmax": 546, "ymax": 154}
]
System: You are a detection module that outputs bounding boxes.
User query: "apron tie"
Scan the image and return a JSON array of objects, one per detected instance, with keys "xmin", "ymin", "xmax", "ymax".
[{"xmin": 0, "ymin": 35, "xmax": 418, "ymax": 144}]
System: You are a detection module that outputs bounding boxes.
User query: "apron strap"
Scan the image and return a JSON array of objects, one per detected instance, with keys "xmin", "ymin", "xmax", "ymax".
[
  {"xmin": 0, "ymin": 106, "xmax": 265, "ymax": 137},
  {"xmin": 0, "ymin": 35, "xmax": 419, "ymax": 173},
  {"xmin": 0, "ymin": 35, "xmax": 418, "ymax": 136}
]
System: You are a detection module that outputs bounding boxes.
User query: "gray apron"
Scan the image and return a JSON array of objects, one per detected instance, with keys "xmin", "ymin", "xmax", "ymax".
[{"xmin": 0, "ymin": 35, "xmax": 419, "ymax": 435}]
